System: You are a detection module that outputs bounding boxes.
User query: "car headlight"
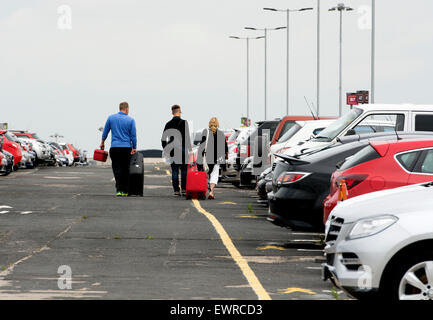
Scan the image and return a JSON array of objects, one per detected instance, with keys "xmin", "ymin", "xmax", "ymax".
[{"xmin": 347, "ymin": 215, "xmax": 398, "ymax": 240}]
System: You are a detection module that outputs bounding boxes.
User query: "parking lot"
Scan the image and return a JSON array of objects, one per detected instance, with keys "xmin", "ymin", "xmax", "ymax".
[{"xmin": 0, "ymin": 163, "xmax": 347, "ymax": 300}]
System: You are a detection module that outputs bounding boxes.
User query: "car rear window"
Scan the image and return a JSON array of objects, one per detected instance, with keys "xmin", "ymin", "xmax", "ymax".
[
  {"xmin": 339, "ymin": 145, "xmax": 381, "ymax": 171},
  {"xmin": 396, "ymin": 151, "xmax": 420, "ymax": 172}
]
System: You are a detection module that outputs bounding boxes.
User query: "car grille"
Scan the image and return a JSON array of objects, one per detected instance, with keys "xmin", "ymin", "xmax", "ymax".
[{"xmin": 325, "ymin": 216, "xmax": 345, "ymax": 244}]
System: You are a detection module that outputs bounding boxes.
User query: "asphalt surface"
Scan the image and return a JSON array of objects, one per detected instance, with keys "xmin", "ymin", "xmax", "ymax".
[{"xmin": 0, "ymin": 163, "xmax": 347, "ymax": 300}]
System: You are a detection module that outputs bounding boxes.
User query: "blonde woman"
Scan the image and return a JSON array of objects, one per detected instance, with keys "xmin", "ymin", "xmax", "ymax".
[{"xmin": 197, "ymin": 117, "xmax": 228, "ymax": 199}]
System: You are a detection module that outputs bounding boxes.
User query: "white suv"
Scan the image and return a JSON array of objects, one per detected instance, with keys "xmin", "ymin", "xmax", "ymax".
[
  {"xmin": 323, "ymin": 182, "xmax": 433, "ymax": 300},
  {"xmin": 286, "ymin": 104, "xmax": 433, "ymax": 157}
]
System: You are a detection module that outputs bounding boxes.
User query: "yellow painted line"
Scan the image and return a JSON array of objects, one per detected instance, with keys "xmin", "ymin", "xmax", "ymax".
[
  {"xmin": 218, "ymin": 201, "xmax": 237, "ymax": 205},
  {"xmin": 192, "ymin": 199, "xmax": 271, "ymax": 300},
  {"xmin": 165, "ymin": 170, "xmax": 171, "ymax": 176},
  {"xmin": 278, "ymin": 287, "xmax": 316, "ymax": 295},
  {"xmin": 237, "ymin": 215, "xmax": 259, "ymax": 219},
  {"xmin": 257, "ymin": 245, "xmax": 286, "ymax": 251}
]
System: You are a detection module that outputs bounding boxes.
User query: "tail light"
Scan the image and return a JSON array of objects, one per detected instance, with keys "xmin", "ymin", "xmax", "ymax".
[
  {"xmin": 277, "ymin": 172, "xmax": 311, "ymax": 186},
  {"xmin": 336, "ymin": 174, "xmax": 368, "ymax": 190},
  {"xmin": 233, "ymin": 147, "xmax": 238, "ymax": 154}
]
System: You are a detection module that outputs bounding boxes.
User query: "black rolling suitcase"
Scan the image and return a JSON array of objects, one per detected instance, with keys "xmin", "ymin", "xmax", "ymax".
[{"xmin": 128, "ymin": 152, "xmax": 144, "ymax": 197}]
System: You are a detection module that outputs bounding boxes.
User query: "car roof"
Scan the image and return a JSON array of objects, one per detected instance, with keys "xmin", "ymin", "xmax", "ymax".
[
  {"xmin": 298, "ymin": 133, "xmax": 433, "ymax": 162},
  {"xmin": 354, "ymin": 104, "xmax": 433, "ymax": 112},
  {"xmin": 370, "ymin": 138, "xmax": 433, "ymax": 156}
]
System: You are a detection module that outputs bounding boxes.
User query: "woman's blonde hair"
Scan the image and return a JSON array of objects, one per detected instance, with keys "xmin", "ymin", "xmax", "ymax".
[{"xmin": 208, "ymin": 117, "xmax": 219, "ymax": 134}]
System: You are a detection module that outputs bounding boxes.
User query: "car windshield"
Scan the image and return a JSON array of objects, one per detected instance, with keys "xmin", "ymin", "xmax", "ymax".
[
  {"xmin": 313, "ymin": 108, "xmax": 363, "ymax": 142},
  {"xmin": 227, "ymin": 131, "xmax": 239, "ymax": 142},
  {"xmin": 277, "ymin": 123, "xmax": 302, "ymax": 143}
]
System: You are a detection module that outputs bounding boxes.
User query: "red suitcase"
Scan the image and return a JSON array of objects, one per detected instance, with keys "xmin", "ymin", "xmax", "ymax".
[
  {"xmin": 186, "ymin": 159, "xmax": 208, "ymax": 200},
  {"xmin": 93, "ymin": 149, "xmax": 108, "ymax": 162}
]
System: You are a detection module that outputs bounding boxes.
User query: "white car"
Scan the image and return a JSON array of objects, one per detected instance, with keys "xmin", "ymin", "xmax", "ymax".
[
  {"xmin": 59, "ymin": 143, "xmax": 74, "ymax": 166},
  {"xmin": 285, "ymin": 104, "xmax": 433, "ymax": 157},
  {"xmin": 323, "ymin": 182, "xmax": 433, "ymax": 300},
  {"xmin": 270, "ymin": 120, "xmax": 335, "ymax": 165}
]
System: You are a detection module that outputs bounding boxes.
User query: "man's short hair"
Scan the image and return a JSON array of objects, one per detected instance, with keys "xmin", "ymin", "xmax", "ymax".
[
  {"xmin": 119, "ymin": 102, "xmax": 129, "ymax": 111},
  {"xmin": 171, "ymin": 105, "xmax": 181, "ymax": 114}
]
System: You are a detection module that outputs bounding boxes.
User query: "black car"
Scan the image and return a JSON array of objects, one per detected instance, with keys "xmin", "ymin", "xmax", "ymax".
[{"xmin": 268, "ymin": 132, "xmax": 433, "ymax": 231}]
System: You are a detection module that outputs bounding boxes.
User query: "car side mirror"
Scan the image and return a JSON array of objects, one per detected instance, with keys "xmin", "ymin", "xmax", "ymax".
[{"xmin": 346, "ymin": 129, "xmax": 356, "ymax": 136}]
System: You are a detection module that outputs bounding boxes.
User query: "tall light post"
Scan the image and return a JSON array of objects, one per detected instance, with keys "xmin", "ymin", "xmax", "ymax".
[
  {"xmin": 329, "ymin": 3, "xmax": 353, "ymax": 116},
  {"xmin": 50, "ymin": 133, "xmax": 64, "ymax": 143},
  {"xmin": 371, "ymin": 0, "xmax": 376, "ymax": 104},
  {"xmin": 229, "ymin": 36, "xmax": 265, "ymax": 126},
  {"xmin": 317, "ymin": 0, "xmax": 321, "ymax": 116},
  {"xmin": 245, "ymin": 26, "xmax": 286, "ymax": 120},
  {"xmin": 263, "ymin": 7, "xmax": 313, "ymax": 116}
]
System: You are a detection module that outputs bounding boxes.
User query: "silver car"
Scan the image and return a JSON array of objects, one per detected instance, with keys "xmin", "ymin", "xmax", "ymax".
[{"xmin": 323, "ymin": 182, "xmax": 433, "ymax": 300}]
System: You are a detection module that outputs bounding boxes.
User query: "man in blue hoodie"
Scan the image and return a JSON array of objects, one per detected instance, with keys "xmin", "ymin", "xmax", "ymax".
[{"xmin": 100, "ymin": 102, "xmax": 137, "ymax": 197}]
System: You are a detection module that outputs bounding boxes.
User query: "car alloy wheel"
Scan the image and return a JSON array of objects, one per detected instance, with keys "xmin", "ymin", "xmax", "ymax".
[{"xmin": 399, "ymin": 261, "xmax": 433, "ymax": 300}]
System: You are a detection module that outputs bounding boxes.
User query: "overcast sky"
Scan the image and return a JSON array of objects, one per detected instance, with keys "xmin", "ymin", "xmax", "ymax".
[{"xmin": 1, "ymin": 0, "xmax": 433, "ymax": 152}]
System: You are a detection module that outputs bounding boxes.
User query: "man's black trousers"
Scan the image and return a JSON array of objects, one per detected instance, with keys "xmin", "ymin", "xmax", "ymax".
[{"xmin": 109, "ymin": 147, "xmax": 132, "ymax": 193}]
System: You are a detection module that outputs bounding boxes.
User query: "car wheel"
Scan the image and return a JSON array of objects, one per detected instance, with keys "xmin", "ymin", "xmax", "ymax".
[{"xmin": 382, "ymin": 250, "xmax": 433, "ymax": 300}]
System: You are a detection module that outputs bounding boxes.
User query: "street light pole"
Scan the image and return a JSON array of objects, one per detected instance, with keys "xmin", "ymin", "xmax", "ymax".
[
  {"xmin": 371, "ymin": 0, "xmax": 376, "ymax": 104},
  {"xmin": 329, "ymin": 3, "xmax": 353, "ymax": 116},
  {"xmin": 230, "ymin": 36, "xmax": 264, "ymax": 125},
  {"xmin": 263, "ymin": 7, "xmax": 313, "ymax": 116},
  {"xmin": 317, "ymin": 0, "xmax": 321, "ymax": 117},
  {"xmin": 245, "ymin": 26, "xmax": 286, "ymax": 120}
]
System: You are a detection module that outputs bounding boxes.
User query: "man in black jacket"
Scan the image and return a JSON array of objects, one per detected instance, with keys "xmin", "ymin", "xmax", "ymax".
[{"xmin": 161, "ymin": 105, "xmax": 191, "ymax": 196}]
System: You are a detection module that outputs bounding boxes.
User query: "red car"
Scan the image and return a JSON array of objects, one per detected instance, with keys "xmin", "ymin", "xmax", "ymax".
[
  {"xmin": 11, "ymin": 131, "xmax": 40, "ymax": 140},
  {"xmin": 271, "ymin": 115, "xmax": 336, "ymax": 146},
  {"xmin": 0, "ymin": 130, "xmax": 23, "ymax": 168},
  {"xmin": 67, "ymin": 144, "xmax": 80, "ymax": 162},
  {"xmin": 323, "ymin": 138, "xmax": 433, "ymax": 224}
]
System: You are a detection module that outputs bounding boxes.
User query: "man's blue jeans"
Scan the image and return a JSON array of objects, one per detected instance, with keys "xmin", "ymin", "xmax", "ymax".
[{"xmin": 171, "ymin": 163, "xmax": 188, "ymax": 192}]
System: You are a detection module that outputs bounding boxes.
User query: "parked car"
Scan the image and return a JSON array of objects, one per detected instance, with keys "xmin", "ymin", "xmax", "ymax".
[
  {"xmin": 49, "ymin": 142, "xmax": 69, "ymax": 166},
  {"xmin": 0, "ymin": 130, "xmax": 23, "ymax": 170},
  {"xmin": 270, "ymin": 116, "xmax": 334, "ymax": 146},
  {"xmin": 323, "ymin": 138, "xmax": 433, "ymax": 223},
  {"xmin": 222, "ymin": 126, "xmax": 257, "ymax": 185},
  {"xmin": 67, "ymin": 143, "xmax": 80, "ymax": 162},
  {"xmin": 0, "ymin": 149, "xmax": 14, "ymax": 175},
  {"xmin": 270, "ymin": 119, "xmax": 335, "ymax": 165},
  {"xmin": 267, "ymin": 132, "xmax": 433, "ymax": 230},
  {"xmin": 12, "ymin": 131, "xmax": 51, "ymax": 164},
  {"xmin": 323, "ymin": 181, "xmax": 433, "ymax": 300},
  {"xmin": 284, "ymin": 104, "xmax": 433, "ymax": 157},
  {"xmin": 59, "ymin": 143, "xmax": 74, "ymax": 166}
]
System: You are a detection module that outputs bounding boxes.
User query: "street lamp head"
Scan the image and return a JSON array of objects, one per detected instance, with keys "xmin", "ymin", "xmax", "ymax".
[
  {"xmin": 299, "ymin": 7, "xmax": 314, "ymax": 11},
  {"xmin": 245, "ymin": 27, "xmax": 257, "ymax": 31},
  {"xmin": 255, "ymin": 36, "xmax": 265, "ymax": 39},
  {"xmin": 274, "ymin": 27, "xmax": 287, "ymax": 30},
  {"xmin": 263, "ymin": 7, "xmax": 278, "ymax": 11},
  {"xmin": 229, "ymin": 36, "xmax": 240, "ymax": 39}
]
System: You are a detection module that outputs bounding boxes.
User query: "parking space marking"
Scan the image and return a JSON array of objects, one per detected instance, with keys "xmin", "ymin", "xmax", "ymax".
[
  {"xmin": 192, "ymin": 199, "xmax": 271, "ymax": 300},
  {"xmin": 237, "ymin": 215, "xmax": 259, "ymax": 219},
  {"xmin": 278, "ymin": 287, "xmax": 317, "ymax": 295},
  {"xmin": 256, "ymin": 245, "xmax": 286, "ymax": 251}
]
